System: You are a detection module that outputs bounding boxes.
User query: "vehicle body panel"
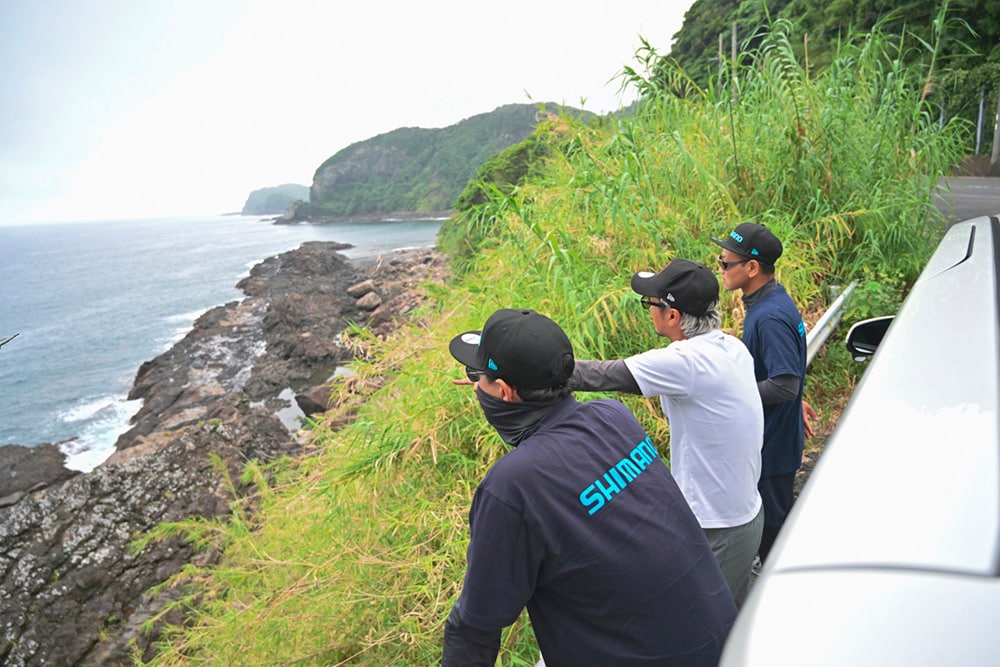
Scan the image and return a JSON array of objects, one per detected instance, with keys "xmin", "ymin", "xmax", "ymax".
[{"xmin": 721, "ymin": 215, "xmax": 1000, "ymax": 665}]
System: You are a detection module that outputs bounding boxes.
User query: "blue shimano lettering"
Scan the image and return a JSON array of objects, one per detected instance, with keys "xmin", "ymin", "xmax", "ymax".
[
  {"xmin": 579, "ymin": 436, "xmax": 661, "ymax": 515},
  {"xmin": 615, "ymin": 458, "xmax": 641, "ymax": 482},
  {"xmin": 596, "ymin": 474, "xmax": 622, "ymax": 499},
  {"xmin": 630, "ymin": 441, "xmax": 654, "ymax": 469}
]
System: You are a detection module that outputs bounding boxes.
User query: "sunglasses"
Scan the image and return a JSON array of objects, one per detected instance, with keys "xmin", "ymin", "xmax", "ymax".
[
  {"xmin": 465, "ymin": 366, "xmax": 483, "ymax": 383},
  {"xmin": 718, "ymin": 256, "xmax": 752, "ymax": 270},
  {"xmin": 639, "ymin": 296, "xmax": 668, "ymax": 310}
]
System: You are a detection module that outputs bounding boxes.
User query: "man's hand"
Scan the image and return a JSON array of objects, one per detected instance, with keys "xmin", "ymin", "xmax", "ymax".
[{"xmin": 802, "ymin": 400, "xmax": 818, "ymax": 438}]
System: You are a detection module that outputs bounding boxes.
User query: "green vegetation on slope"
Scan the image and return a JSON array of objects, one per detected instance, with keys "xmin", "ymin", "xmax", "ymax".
[
  {"xmin": 140, "ymin": 17, "xmax": 966, "ymax": 666},
  {"xmin": 667, "ymin": 0, "xmax": 999, "ymax": 158}
]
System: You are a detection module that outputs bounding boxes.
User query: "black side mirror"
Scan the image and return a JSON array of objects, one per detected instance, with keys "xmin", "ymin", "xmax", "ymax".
[{"xmin": 845, "ymin": 316, "xmax": 894, "ymax": 361}]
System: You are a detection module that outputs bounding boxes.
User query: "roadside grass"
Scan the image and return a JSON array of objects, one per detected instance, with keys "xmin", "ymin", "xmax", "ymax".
[{"xmin": 140, "ymin": 18, "xmax": 967, "ymax": 666}]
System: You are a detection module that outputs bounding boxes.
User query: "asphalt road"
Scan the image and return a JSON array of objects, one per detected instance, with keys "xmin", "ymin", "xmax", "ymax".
[{"xmin": 935, "ymin": 176, "xmax": 1000, "ymax": 225}]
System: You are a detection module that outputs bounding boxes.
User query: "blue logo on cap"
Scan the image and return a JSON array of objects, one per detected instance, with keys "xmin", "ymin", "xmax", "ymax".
[{"xmin": 488, "ymin": 358, "xmax": 498, "ymax": 371}]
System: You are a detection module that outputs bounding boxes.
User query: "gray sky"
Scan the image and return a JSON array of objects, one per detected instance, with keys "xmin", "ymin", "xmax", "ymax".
[{"xmin": 0, "ymin": 1, "xmax": 693, "ymax": 224}]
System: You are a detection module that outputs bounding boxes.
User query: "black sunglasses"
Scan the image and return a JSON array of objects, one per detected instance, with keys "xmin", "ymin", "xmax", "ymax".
[
  {"xmin": 718, "ymin": 256, "xmax": 752, "ymax": 270},
  {"xmin": 465, "ymin": 366, "xmax": 483, "ymax": 383},
  {"xmin": 639, "ymin": 296, "xmax": 668, "ymax": 310}
]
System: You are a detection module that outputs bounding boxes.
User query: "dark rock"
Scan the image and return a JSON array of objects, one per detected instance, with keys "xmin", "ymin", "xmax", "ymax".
[
  {"xmin": 356, "ymin": 291, "xmax": 382, "ymax": 310},
  {"xmin": 0, "ymin": 442, "xmax": 78, "ymax": 500},
  {"xmin": 347, "ymin": 279, "xmax": 376, "ymax": 297},
  {"xmin": 0, "ymin": 241, "xmax": 449, "ymax": 666},
  {"xmin": 296, "ymin": 384, "xmax": 333, "ymax": 416},
  {"xmin": 0, "ymin": 401, "xmax": 293, "ymax": 666}
]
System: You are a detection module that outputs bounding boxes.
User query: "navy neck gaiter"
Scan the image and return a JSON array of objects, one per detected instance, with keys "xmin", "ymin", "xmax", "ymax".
[{"xmin": 475, "ymin": 387, "xmax": 562, "ymax": 446}]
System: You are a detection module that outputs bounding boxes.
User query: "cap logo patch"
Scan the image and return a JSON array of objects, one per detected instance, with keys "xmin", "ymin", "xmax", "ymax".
[
  {"xmin": 665, "ymin": 292, "xmax": 676, "ymax": 303},
  {"xmin": 488, "ymin": 358, "xmax": 498, "ymax": 371},
  {"xmin": 461, "ymin": 332, "xmax": 481, "ymax": 345},
  {"xmin": 636, "ymin": 271, "xmax": 655, "ymax": 278},
  {"xmin": 730, "ymin": 230, "xmax": 744, "ymax": 243},
  {"xmin": 751, "ymin": 248, "xmax": 759, "ymax": 256}
]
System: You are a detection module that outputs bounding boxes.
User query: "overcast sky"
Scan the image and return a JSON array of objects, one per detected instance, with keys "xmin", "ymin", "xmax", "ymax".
[{"xmin": 0, "ymin": 1, "xmax": 693, "ymax": 224}]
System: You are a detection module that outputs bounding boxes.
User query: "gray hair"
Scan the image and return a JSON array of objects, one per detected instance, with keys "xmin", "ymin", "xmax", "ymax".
[{"xmin": 679, "ymin": 302, "xmax": 722, "ymax": 339}]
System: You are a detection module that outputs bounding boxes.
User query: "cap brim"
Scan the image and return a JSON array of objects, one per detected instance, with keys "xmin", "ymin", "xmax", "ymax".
[
  {"xmin": 630, "ymin": 271, "xmax": 662, "ymax": 297},
  {"xmin": 448, "ymin": 330, "xmax": 483, "ymax": 369},
  {"xmin": 711, "ymin": 235, "xmax": 748, "ymax": 257}
]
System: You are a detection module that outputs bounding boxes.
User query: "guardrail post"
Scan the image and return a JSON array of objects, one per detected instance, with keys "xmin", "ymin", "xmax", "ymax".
[{"xmin": 805, "ymin": 280, "xmax": 858, "ymax": 367}]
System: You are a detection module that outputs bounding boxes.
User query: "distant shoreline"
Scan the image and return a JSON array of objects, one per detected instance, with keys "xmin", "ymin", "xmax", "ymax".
[{"xmin": 273, "ymin": 210, "xmax": 453, "ymax": 225}]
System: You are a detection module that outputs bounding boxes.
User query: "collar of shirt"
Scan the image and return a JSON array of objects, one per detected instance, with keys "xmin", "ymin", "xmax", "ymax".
[{"xmin": 742, "ymin": 278, "xmax": 779, "ymax": 307}]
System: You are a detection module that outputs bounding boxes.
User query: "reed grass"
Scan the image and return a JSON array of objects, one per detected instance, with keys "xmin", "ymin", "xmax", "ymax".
[{"xmin": 140, "ymin": 19, "xmax": 967, "ymax": 666}]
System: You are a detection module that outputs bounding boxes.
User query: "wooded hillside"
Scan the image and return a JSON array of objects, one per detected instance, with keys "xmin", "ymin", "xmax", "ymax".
[
  {"xmin": 667, "ymin": 0, "xmax": 1000, "ymax": 159},
  {"xmin": 302, "ymin": 103, "xmax": 588, "ymax": 219}
]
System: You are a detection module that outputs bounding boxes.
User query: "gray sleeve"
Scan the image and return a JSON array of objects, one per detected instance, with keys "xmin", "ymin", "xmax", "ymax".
[
  {"xmin": 569, "ymin": 359, "xmax": 642, "ymax": 394},
  {"xmin": 757, "ymin": 374, "xmax": 801, "ymax": 405}
]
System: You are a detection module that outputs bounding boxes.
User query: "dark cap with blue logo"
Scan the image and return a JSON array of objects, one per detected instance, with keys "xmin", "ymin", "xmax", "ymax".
[
  {"xmin": 449, "ymin": 308, "xmax": 575, "ymax": 389},
  {"xmin": 711, "ymin": 222, "xmax": 783, "ymax": 265}
]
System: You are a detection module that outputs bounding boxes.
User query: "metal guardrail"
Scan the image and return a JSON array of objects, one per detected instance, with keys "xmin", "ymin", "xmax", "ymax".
[{"xmin": 805, "ymin": 280, "xmax": 858, "ymax": 367}]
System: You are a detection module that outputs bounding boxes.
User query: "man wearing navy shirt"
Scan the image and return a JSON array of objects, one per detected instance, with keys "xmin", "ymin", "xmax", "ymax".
[
  {"xmin": 713, "ymin": 222, "xmax": 811, "ymax": 563},
  {"xmin": 442, "ymin": 308, "xmax": 736, "ymax": 667}
]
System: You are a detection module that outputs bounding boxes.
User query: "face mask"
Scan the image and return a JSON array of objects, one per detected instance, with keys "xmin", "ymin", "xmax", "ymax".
[{"xmin": 475, "ymin": 386, "xmax": 562, "ymax": 446}]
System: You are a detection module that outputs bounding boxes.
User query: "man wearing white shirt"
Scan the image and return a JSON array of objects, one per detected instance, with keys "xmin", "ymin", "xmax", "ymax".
[{"xmin": 570, "ymin": 258, "xmax": 764, "ymax": 606}]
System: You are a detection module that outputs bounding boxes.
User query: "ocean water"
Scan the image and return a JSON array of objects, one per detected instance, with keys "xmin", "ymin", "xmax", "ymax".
[{"xmin": 0, "ymin": 214, "xmax": 443, "ymax": 471}]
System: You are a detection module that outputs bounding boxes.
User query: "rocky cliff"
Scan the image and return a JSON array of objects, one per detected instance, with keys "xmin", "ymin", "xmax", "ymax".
[{"xmin": 0, "ymin": 242, "xmax": 447, "ymax": 666}]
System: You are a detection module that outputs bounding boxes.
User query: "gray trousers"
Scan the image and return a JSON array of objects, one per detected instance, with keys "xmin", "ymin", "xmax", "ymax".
[{"xmin": 703, "ymin": 507, "xmax": 764, "ymax": 608}]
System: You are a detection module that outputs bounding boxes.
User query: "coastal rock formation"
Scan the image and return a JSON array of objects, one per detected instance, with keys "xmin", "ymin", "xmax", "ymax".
[
  {"xmin": 0, "ymin": 442, "xmax": 78, "ymax": 506},
  {"xmin": 0, "ymin": 242, "xmax": 447, "ymax": 666}
]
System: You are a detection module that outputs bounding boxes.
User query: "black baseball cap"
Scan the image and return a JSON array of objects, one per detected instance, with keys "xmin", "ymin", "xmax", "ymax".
[
  {"xmin": 631, "ymin": 258, "xmax": 719, "ymax": 317},
  {"xmin": 448, "ymin": 309, "xmax": 575, "ymax": 389},
  {"xmin": 711, "ymin": 222, "xmax": 783, "ymax": 265}
]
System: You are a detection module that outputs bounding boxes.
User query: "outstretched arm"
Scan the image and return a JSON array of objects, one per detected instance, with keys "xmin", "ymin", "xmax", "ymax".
[{"xmin": 569, "ymin": 359, "xmax": 642, "ymax": 394}]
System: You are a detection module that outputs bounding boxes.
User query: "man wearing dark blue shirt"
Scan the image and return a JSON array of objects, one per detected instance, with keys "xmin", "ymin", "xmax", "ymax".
[
  {"xmin": 713, "ymin": 222, "xmax": 811, "ymax": 563},
  {"xmin": 443, "ymin": 308, "xmax": 736, "ymax": 667}
]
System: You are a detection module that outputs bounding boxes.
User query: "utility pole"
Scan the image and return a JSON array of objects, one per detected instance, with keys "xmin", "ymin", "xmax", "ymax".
[
  {"xmin": 976, "ymin": 86, "xmax": 985, "ymax": 155},
  {"xmin": 992, "ymin": 77, "xmax": 1000, "ymax": 171}
]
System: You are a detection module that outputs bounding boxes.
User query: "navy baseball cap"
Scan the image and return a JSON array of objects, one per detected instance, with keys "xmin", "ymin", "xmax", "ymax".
[
  {"xmin": 631, "ymin": 259, "xmax": 718, "ymax": 316},
  {"xmin": 449, "ymin": 309, "xmax": 575, "ymax": 389},
  {"xmin": 711, "ymin": 222, "xmax": 783, "ymax": 265}
]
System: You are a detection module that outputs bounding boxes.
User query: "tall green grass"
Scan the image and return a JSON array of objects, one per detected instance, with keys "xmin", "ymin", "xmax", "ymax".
[{"xmin": 140, "ymin": 20, "xmax": 966, "ymax": 666}]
